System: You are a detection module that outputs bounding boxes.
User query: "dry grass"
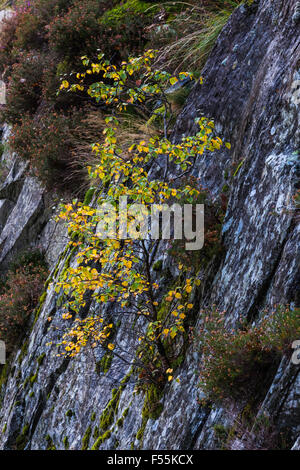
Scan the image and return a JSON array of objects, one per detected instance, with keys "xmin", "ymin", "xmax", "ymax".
[
  {"xmin": 68, "ymin": 111, "xmax": 159, "ymax": 194},
  {"xmin": 149, "ymin": 1, "xmax": 241, "ymax": 74}
]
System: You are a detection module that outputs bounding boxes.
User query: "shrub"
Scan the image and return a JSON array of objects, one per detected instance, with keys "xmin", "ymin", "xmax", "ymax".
[
  {"xmin": 0, "ymin": 1, "xmax": 74, "ymax": 73},
  {"xmin": 262, "ymin": 305, "xmax": 300, "ymax": 354},
  {"xmin": 9, "ymin": 108, "xmax": 86, "ymax": 191},
  {"xmin": 198, "ymin": 306, "xmax": 300, "ymax": 404},
  {"xmin": 48, "ymin": 0, "xmax": 155, "ymax": 62},
  {"xmin": 0, "ymin": 0, "xmax": 162, "ymax": 190},
  {"xmin": 0, "ymin": 10, "xmax": 20, "ymax": 73},
  {"xmin": 48, "ymin": 0, "xmax": 106, "ymax": 58},
  {"xmin": 30, "ymin": 0, "xmax": 73, "ymax": 21},
  {"xmin": 100, "ymin": 0, "xmax": 157, "ymax": 56},
  {"xmin": 13, "ymin": 6, "xmax": 46, "ymax": 51},
  {"xmin": 9, "ymin": 248, "xmax": 48, "ymax": 274},
  {"xmin": 1, "ymin": 52, "xmax": 45, "ymax": 124},
  {"xmin": 0, "ymin": 254, "xmax": 48, "ymax": 355},
  {"xmin": 41, "ymin": 54, "xmax": 84, "ymax": 108}
]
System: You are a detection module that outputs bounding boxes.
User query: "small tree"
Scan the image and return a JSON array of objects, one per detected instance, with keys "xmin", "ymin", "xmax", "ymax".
[{"xmin": 56, "ymin": 50, "xmax": 226, "ymax": 383}]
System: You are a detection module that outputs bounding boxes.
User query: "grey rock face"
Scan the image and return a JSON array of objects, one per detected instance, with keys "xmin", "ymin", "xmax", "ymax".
[{"xmin": 0, "ymin": 0, "xmax": 299, "ymax": 450}]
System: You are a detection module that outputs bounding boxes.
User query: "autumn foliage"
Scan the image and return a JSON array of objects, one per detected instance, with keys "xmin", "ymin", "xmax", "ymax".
[{"xmin": 52, "ymin": 50, "xmax": 227, "ymax": 386}]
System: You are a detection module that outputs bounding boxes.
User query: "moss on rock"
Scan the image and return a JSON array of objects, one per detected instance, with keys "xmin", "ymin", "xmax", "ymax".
[
  {"xmin": 16, "ymin": 423, "xmax": 30, "ymax": 450},
  {"xmin": 81, "ymin": 426, "xmax": 92, "ymax": 450}
]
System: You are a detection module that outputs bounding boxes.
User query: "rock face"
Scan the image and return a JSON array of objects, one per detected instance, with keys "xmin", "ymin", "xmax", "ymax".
[{"xmin": 0, "ymin": 0, "xmax": 299, "ymax": 450}]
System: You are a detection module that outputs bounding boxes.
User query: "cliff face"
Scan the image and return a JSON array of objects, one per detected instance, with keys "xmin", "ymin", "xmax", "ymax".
[{"xmin": 0, "ymin": 0, "xmax": 299, "ymax": 450}]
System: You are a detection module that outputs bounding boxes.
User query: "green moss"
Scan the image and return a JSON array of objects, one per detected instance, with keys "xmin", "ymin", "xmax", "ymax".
[
  {"xmin": 91, "ymin": 435, "xmax": 103, "ymax": 450},
  {"xmin": 130, "ymin": 442, "xmax": 135, "ymax": 450},
  {"xmin": 83, "ymin": 187, "xmax": 96, "ymax": 206},
  {"xmin": 136, "ymin": 417, "xmax": 147, "ymax": 441},
  {"xmin": 93, "ymin": 426, "xmax": 99, "ymax": 439},
  {"xmin": 33, "ymin": 291, "xmax": 47, "ymax": 325},
  {"xmin": 91, "ymin": 429, "xmax": 112, "ymax": 450},
  {"xmin": 91, "ymin": 412, "xmax": 96, "ymax": 422},
  {"xmin": 103, "ymin": 430, "xmax": 111, "ymax": 440},
  {"xmin": 136, "ymin": 383, "xmax": 163, "ymax": 443},
  {"xmin": 0, "ymin": 143, "xmax": 4, "ymax": 159},
  {"xmin": 123, "ymin": 407, "xmax": 129, "ymax": 418},
  {"xmin": 56, "ymin": 293, "xmax": 64, "ymax": 307},
  {"xmin": 29, "ymin": 391, "xmax": 35, "ymax": 398},
  {"xmin": 18, "ymin": 340, "xmax": 29, "ymax": 365},
  {"xmin": 52, "ymin": 245, "xmax": 70, "ymax": 279},
  {"xmin": 214, "ymin": 424, "xmax": 228, "ymax": 439},
  {"xmin": 59, "ymin": 247, "xmax": 77, "ymax": 278},
  {"xmin": 2, "ymin": 423, "xmax": 7, "ymax": 433},
  {"xmin": 117, "ymin": 417, "xmax": 124, "ymax": 428},
  {"xmin": 0, "ymin": 363, "xmax": 8, "ymax": 390},
  {"xmin": 63, "ymin": 436, "xmax": 69, "ymax": 450},
  {"xmin": 44, "ymin": 276, "xmax": 52, "ymax": 290},
  {"xmin": 65, "ymin": 409, "xmax": 74, "ymax": 418},
  {"xmin": 120, "ymin": 370, "xmax": 132, "ymax": 385},
  {"xmin": 171, "ymin": 354, "xmax": 185, "ymax": 370},
  {"xmin": 91, "ymin": 371, "xmax": 132, "ymax": 448},
  {"xmin": 114, "ymin": 439, "xmax": 119, "ymax": 449},
  {"xmin": 153, "ymin": 260, "xmax": 163, "ymax": 272},
  {"xmin": 37, "ymin": 352, "xmax": 46, "ymax": 367},
  {"xmin": 81, "ymin": 426, "xmax": 92, "ymax": 450},
  {"xmin": 30, "ymin": 370, "xmax": 38, "ymax": 386},
  {"xmin": 38, "ymin": 291, "xmax": 47, "ymax": 306},
  {"xmin": 95, "ymin": 352, "xmax": 113, "ymax": 375},
  {"xmin": 16, "ymin": 424, "xmax": 29, "ymax": 450},
  {"xmin": 144, "ymin": 385, "xmax": 163, "ymax": 420},
  {"xmin": 101, "ymin": 0, "xmax": 156, "ymax": 27},
  {"xmin": 222, "ymin": 184, "xmax": 230, "ymax": 194},
  {"xmin": 45, "ymin": 434, "xmax": 56, "ymax": 450},
  {"xmin": 56, "ymin": 59, "xmax": 69, "ymax": 77},
  {"xmin": 23, "ymin": 376, "xmax": 30, "ymax": 388},
  {"xmin": 99, "ymin": 389, "xmax": 121, "ymax": 431}
]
